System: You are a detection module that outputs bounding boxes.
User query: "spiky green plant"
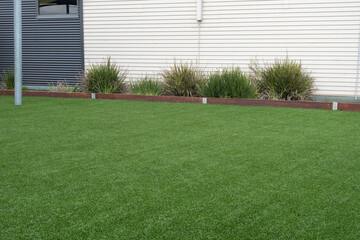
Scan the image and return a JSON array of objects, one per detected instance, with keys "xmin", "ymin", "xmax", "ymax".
[
  {"xmin": 81, "ymin": 58, "xmax": 127, "ymax": 93},
  {"xmin": 199, "ymin": 68, "xmax": 257, "ymax": 99},
  {"xmin": 161, "ymin": 62, "xmax": 204, "ymax": 97},
  {"xmin": 50, "ymin": 81, "xmax": 78, "ymax": 92},
  {"xmin": 1, "ymin": 69, "xmax": 15, "ymax": 90},
  {"xmin": 250, "ymin": 58, "xmax": 314, "ymax": 100},
  {"xmin": 130, "ymin": 77, "xmax": 164, "ymax": 96}
]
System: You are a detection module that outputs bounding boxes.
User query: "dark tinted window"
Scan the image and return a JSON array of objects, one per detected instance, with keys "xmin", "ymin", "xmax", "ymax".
[{"xmin": 39, "ymin": 0, "xmax": 78, "ymax": 15}]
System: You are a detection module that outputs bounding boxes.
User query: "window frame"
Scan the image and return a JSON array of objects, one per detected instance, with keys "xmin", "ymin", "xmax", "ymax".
[{"xmin": 37, "ymin": 0, "xmax": 79, "ymax": 19}]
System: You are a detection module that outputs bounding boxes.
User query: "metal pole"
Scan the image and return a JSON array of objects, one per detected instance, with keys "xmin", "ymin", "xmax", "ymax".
[{"xmin": 14, "ymin": 0, "xmax": 22, "ymax": 105}]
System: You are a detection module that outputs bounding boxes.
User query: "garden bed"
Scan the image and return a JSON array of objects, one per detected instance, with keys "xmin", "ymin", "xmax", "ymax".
[{"xmin": 1, "ymin": 89, "xmax": 360, "ymax": 111}]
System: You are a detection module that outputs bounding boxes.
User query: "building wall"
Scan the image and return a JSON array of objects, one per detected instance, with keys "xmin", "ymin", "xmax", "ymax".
[
  {"xmin": 0, "ymin": 0, "xmax": 15, "ymax": 72},
  {"xmin": 0, "ymin": 0, "xmax": 83, "ymax": 86},
  {"xmin": 83, "ymin": 0, "xmax": 360, "ymax": 97},
  {"xmin": 83, "ymin": 0, "xmax": 199, "ymax": 78}
]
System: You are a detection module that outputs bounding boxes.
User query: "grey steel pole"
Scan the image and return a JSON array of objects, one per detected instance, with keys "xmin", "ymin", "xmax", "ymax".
[{"xmin": 14, "ymin": 0, "xmax": 22, "ymax": 105}]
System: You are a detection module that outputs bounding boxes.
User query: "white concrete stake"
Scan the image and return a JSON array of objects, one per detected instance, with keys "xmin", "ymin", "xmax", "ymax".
[{"xmin": 332, "ymin": 102, "xmax": 338, "ymax": 111}]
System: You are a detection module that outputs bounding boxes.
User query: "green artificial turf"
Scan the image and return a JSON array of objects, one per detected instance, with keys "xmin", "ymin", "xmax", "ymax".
[{"xmin": 1, "ymin": 96, "xmax": 359, "ymax": 239}]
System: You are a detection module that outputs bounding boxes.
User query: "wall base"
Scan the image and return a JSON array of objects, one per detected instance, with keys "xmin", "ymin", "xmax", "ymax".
[{"xmin": 312, "ymin": 95, "xmax": 360, "ymax": 103}]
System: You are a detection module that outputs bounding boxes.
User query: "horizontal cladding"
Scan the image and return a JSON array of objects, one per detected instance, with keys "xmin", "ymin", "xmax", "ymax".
[
  {"xmin": 0, "ymin": 0, "xmax": 83, "ymax": 86},
  {"xmin": 22, "ymin": 0, "xmax": 83, "ymax": 86},
  {"xmin": 83, "ymin": 0, "xmax": 199, "ymax": 84},
  {"xmin": 83, "ymin": 0, "xmax": 360, "ymax": 97},
  {"xmin": 201, "ymin": 0, "xmax": 360, "ymax": 97},
  {"xmin": 0, "ymin": 1, "xmax": 14, "ymax": 71}
]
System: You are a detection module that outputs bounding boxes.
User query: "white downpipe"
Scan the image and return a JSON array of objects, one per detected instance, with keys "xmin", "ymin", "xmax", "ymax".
[
  {"xmin": 197, "ymin": 0, "xmax": 202, "ymax": 22},
  {"xmin": 356, "ymin": 23, "xmax": 360, "ymax": 100},
  {"xmin": 197, "ymin": 22, "xmax": 201, "ymax": 65},
  {"xmin": 197, "ymin": 0, "xmax": 202, "ymax": 66}
]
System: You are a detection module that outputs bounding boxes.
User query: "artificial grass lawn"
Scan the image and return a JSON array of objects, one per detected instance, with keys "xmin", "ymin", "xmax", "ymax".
[{"xmin": 0, "ymin": 96, "xmax": 359, "ymax": 239}]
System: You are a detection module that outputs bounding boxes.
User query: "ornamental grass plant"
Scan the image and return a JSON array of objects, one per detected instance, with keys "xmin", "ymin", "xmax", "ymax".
[
  {"xmin": 50, "ymin": 81, "xmax": 79, "ymax": 92},
  {"xmin": 199, "ymin": 68, "xmax": 257, "ymax": 99},
  {"xmin": 0, "ymin": 69, "xmax": 15, "ymax": 90},
  {"xmin": 81, "ymin": 58, "xmax": 127, "ymax": 93},
  {"xmin": 250, "ymin": 57, "xmax": 314, "ymax": 100},
  {"xmin": 130, "ymin": 77, "xmax": 164, "ymax": 96},
  {"xmin": 161, "ymin": 62, "xmax": 204, "ymax": 97}
]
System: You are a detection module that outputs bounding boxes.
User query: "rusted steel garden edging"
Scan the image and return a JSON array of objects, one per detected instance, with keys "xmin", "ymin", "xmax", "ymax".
[
  {"xmin": 0, "ymin": 90, "xmax": 14, "ymax": 96},
  {"xmin": 96, "ymin": 93, "xmax": 202, "ymax": 103},
  {"xmin": 1, "ymin": 90, "xmax": 360, "ymax": 112},
  {"xmin": 0, "ymin": 90, "xmax": 91, "ymax": 98},
  {"xmin": 206, "ymin": 98, "xmax": 333, "ymax": 110},
  {"xmin": 338, "ymin": 102, "xmax": 360, "ymax": 111}
]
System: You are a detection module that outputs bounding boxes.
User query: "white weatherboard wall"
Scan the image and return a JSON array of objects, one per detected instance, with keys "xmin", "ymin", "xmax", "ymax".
[
  {"xmin": 83, "ymin": 0, "xmax": 360, "ymax": 97},
  {"xmin": 83, "ymin": 0, "xmax": 199, "ymax": 78}
]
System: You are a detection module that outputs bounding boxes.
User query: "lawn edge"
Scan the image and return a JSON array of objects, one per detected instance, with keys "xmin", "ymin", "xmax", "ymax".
[{"xmin": 1, "ymin": 90, "xmax": 359, "ymax": 112}]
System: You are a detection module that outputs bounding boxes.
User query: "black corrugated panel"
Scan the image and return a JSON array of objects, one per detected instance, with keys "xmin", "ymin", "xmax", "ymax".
[
  {"xmin": 0, "ymin": 1, "xmax": 14, "ymax": 72},
  {"xmin": 0, "ymin": 0, "xmax": 83, "ymax": 86}
]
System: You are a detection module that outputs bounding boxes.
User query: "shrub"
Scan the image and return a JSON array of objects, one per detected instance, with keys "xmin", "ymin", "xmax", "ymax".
[
  {"xmin": 130, "ymin": 77, "xmax": 164, "ymax": 96},
  {"xmin": 1, "ymin": 69, "xmax": 15, "ymax": 90},
  {"xmin": 199, "ymin": 68, "xmax": 257, "ymax": 99},
  {"xmin": 50, "ymin": 81, "xmax": 78, "ymax": 92},
  {"xmin": 250, "ymin": 58, "xmax": 314, "ymax": 100},
  {"xmin": 81, "ymin": 58, "xmax": 127, "ymax": 93},
  {"xmin": 161, "ymin": 62, "xmax": 204, "ymax": 97}
]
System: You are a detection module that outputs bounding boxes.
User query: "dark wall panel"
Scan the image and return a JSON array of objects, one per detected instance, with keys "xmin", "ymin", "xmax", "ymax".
[
  {"xmin": 0, "ymin": 1, "xmax": 14, "ymax": 71},
  {"xmin": 0, "ymin": 0, "xmax": 83, "ymax": 86}
]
